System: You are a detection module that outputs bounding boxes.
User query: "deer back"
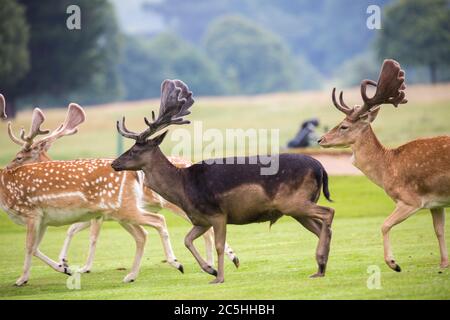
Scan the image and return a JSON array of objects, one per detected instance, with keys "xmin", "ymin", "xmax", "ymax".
[{"xmin": 0, "ymin": 159, "xmax": 142, "ymax": 225}]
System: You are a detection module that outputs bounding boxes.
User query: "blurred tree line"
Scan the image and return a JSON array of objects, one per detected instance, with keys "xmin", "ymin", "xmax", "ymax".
[
  {"xmin": 0, "ymin": 0, "xmax": 449, "ymax": 115},
  {"xmin": 0, "ymin": 0, "xmax": 121, "ymax": 116}
]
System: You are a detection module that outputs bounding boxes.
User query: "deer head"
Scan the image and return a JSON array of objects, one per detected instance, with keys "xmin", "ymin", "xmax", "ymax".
[
  {"xmin": 6, "ymin": 103, "xmax": 86, "ymax": 169},
  {"xmin": 319, "ymin": 59, "xmax": 408, "ymax": 148},
  {"xmin": 112, "ymin": 79, "xmax": 194, "ymax": 172}
]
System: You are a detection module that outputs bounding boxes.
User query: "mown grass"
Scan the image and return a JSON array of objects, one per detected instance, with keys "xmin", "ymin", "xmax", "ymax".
[{"xmin": 0, "ymin": 176, "xmax": 448, "ymax": 300}]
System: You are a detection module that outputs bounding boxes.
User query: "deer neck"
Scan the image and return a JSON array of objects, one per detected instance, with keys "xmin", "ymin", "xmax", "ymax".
[
  {"xmin": 40, "ymin": 152, "xmax": 52, "ymax": 162},
  {"xmin": 141, "ymin": 148, "xmax": 186, "ymax": 207},
  {"xmin": 351, "ymin": 125, "xmax": 388, "ymax": 188}
]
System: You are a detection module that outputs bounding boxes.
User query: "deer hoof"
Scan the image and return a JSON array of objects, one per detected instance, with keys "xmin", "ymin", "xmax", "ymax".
[
  {"xmin": 123, "ymin": 273, "xmax": 137, "ymax": 283},
  {"xmin": 60, "ymin": 259, "xmax": 69, "ymax": 268},
  {"xmin": 232, "ymin": 256, "xmax": 240, "ymax": 269},
  {"xmin": 78, "ymin": 266, "xmax": 91, "ymax": 274},
  {"xmin": 203, "ymin": 265, "xmax": 218, "ymax": 276},
  {"xmin": 64, "ymin": 267, "xmax": 72, "ymax": 276},
  {"xmin": 14, "ymin": 278, "xmax": 28, "ymax": 286},
  {"xmin": 309, "ymin": 272, "xmax": 325, "ymax": 278},
  {"xmin": 386, "ymin": 259, "xmax": 401, "ymax": 272},
  {"xmin": 440, "ymin": 261, "xmax": 449, "ymax": 268},
  {"xmin": 209, "ymin": 277, "xmax": 224, "ymax": 284}
]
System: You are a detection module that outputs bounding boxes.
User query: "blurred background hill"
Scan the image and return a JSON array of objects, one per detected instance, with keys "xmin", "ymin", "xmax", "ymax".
[{"xmin": 0, "ymin": 0, "xmax": 449, "ymax": 114}]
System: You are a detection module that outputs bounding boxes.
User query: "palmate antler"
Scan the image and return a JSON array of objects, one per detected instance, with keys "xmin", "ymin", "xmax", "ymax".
[
  {"xmin": 8, "ymin": 108, "xmax": 50, "ymax": 150},
  {"xmin": 117, "ymin": 79, "xmax": 194, "ymax": 142},
  {"xmin": 36, "ymin": 103, "xmax": 86, "ymax": 149},
  {"xmin": 7, "ymin": 103, "xmax": 85, "ymax": 151},
  {"xmin": 332, "ymin": 59, "xmax": 408, "ymax": 121}
]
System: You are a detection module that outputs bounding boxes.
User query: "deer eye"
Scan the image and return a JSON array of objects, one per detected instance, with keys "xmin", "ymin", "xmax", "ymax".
[
  {"xmin": 340, "ymin": 125, "xmax": 349, "ymax": 130},
  {"xmin": 16, "ymin": 156, "xmax": 23, "ymax": 161}
]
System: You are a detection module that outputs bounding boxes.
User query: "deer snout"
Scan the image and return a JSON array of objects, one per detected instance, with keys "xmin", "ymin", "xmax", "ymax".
[
  {"xmin": 111, "ymin": 160, "xmax": 124, "ymax": 171},
  {"xmin": 318, "ymin": 136, "xmax": 331, "ymax": 148},
  {"xmin": 318, "ymin": 136, "xmax": 327, "ymax": 145}
]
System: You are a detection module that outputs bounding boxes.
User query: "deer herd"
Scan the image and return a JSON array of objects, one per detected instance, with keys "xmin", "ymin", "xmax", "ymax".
[{"xmin": 0, "ymin": 59, "xmax": 448, "ymax": 286}]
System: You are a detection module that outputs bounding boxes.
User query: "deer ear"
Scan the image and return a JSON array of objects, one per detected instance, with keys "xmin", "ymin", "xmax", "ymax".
[
  {"xmin": 39, "ymin": 140, "xmax": 52, "ymax": 152},
  {"xmin": 361, "ymin": 107, "xmax": 380, "ymax": 123},
  {"xmin": 151, "ymin": 130, "xmax": 168, "ymax": 146}
]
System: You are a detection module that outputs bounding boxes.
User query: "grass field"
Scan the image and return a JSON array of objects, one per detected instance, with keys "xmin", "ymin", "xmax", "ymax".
[
  {"xmin": 0, "ymin": 85, "xmax": 449, "ymax": 299},
  {"xmin": 0, "ymin": 176, "xmax": 448, "ymax": 300}
]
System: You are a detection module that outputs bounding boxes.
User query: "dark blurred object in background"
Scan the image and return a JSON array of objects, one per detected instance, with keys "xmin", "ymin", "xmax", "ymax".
[{"xmin": 287, "ymin": 118, "xmax": 320, "ymax": 148}]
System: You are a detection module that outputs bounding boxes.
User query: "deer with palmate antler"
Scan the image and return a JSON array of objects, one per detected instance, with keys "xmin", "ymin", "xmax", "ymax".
[
  {"xmin": 319, "ymin": 59, "xmax": 450, "ymax": 272},
  {"xmin": 0, "ymin": 95, "xmax": 183, "ymax": 285},
  {"xmin": 112, "ymin": 79, "xmax": 335, "ymax": 284}
]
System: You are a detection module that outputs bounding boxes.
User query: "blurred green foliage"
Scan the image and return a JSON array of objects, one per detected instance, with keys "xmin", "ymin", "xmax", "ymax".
[
  {"xmin": 0, "ymin": 0, "xmax": 29, "ymax": 116},
  {"xmin": 119, "ymin": 33, "xmax": 225, "ymax": 100},
  {"xmin": 0, "ymin": 0, "xmax": 122, "ymax": 115},
  {"xmin": 376, "ymin": 0, "xmax": 450, "ymax": 84},
  {"xmin": 1, "ymin": 0, "xmax": 449, "ymax": 113},
  {"xmin": 203, "ymin": 15, "xmax": 298, "ymax": 94}
]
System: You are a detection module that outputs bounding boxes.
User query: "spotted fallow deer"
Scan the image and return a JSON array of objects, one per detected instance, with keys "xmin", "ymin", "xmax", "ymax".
[
  {"xmin": 319, "ymin": 59, "xmax": 450, "ymax": 272},
  {"xmin": 112, "ymin": 79, "xmax": 335, "ymax": 284},
  {"xmin": 0, "ymin": 96, "xmax": 182, "ymax": 286}
]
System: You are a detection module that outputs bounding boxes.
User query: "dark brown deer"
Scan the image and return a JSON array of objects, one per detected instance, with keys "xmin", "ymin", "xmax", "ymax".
[
  {"xmin": 319, "ymin": 59, "xmax": 450, "ymax": 272},
  {"xmin": 112, "ymin": 79, "xmax": 335, "ymax": 284}
]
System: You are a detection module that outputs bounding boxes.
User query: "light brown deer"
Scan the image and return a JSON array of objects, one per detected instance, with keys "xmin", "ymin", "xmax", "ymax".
[
  {"xmin": 0, "ymin": 96, "xmax": 183, "ymax": 286},
  {"xmin": 319, "ymin": 59, "xmax": 450, "ymax": 272}
]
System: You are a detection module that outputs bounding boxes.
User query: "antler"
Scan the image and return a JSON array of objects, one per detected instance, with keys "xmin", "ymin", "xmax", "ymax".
[
  {"xmin": 331, "ymin": 88, "xmax": 353, "ymax": 116},
  {"xmin": 356, "ymin": 59, "xmax": 407, "ymax": 118},
  {"xmin": 117, "ymin": 79, "xmax": 194, "ymax": 142},
  {"xmin": 331, "ymin": 59, "xmax": 408, "ymax": 120},
  {"xmin": 0, "ymin": 94, "xmax": 6, "ymax": 119},
  {"xmin": 8, "ymin": 108, "xmax": 50, "ymax": 149},
  {"xmin": 37, "ymin": 103, "xmax": 86, "ymax": 148}
]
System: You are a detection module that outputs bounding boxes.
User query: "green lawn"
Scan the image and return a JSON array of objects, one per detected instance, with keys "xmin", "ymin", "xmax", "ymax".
[{"xmin": 0, "ymin": 176, "xmax": 448, "ymax": 300}]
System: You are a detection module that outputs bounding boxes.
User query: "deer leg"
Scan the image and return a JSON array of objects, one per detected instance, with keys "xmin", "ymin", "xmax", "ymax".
[
  {"xmin": 295, "ymin": 216, "xmax": 331, "ymax": 276},
  {"xmin": 210, "ymin": 217, "xmax": 227, "ymax": 284},
  {"xmin": 58, "ymin": 220, "xmax": 92, "ymax": 267},
  {"xmin": 16, "ymin": 218, "xmax": 42, "ymax": 286},
  {"xmin": 184, "ymin": 225, "xmax": 217, "ymax": 276},
  {"xmin": 225, "ymin": 243, "xmax": 240, "ymax": 268},
  {"xmin": 79, "ymin": 218, "xmax": 103, "ymax": 273},
  {"xmin": 202, "ymin": 228, "xmax": 240, "ymax": 268},
  {"xmin": 431, "ymin": 208, "xmax": 448, "ymax": 268},
  {"xmin": 165, "ymin": 202, "xmax": 239, "ymax": 268},
  {"xmin": 119, "ymin": 223, "xmax": 147, "ymax": 283},
  {"xmin": 382, "ymin": 202, "xmax": 419, "ymax": 272},
  {"xmin": 203, "ymin": 228, "xmax": 215, "ymax": 267},
  {"xmin": 288, "ymin": 203, "xmax": 334, "ymax": 278},
  {"xmin": 33, "ymin": 224, "xmax": 72, "ymax": 275},
  {"xmin": 137, "ymin": 211, "xmax": 183, "ymax": 273}
]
